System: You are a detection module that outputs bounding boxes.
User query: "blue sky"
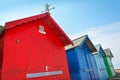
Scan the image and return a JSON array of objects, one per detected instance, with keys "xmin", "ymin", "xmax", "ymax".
[
  {"xmin": 0, "ymin": 0, "xmax": 120, "ymax": 68},
  {"xmin": 1, "ymin": 0, "xmax": 120, "ymax": 34}
]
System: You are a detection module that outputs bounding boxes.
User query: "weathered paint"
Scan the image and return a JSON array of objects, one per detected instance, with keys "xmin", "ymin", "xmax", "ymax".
[
  {"xmin": 103, "ymin": 49, "xmax": 116, "ymax": 78},
  {"xmin": 66, "ymin": 35, "xmax": 99, "ymax": 80},
  {"xmin": 0, "ymin": 12, "xmax": 72, "ymax": 80},
  {"xmin": 94, "ymin": 44, "xmax": 109, "ymax": 80}
]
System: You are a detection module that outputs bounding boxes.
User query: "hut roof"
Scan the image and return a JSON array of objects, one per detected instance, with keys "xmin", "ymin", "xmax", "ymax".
[
  {"xmin": 65, "ymin": 35, "xmax": 97, "ymax": 53},
  {"xmin": 95, "ymin": 44, "xmax": 106, "ymax": 56},
  {"xmin": 104, "ymin": 48, "xmax": 114, "ymax": 58},
  {"xmin": 0, "ymin": 12, "xmax": 73, "ymax": 46}
]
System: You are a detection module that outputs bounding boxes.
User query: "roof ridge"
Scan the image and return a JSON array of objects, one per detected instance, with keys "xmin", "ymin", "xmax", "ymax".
[
  {"xmin": 5, "ymin": 12, "xmax": 49, "ymax": 29},
  {"xmin": 72, "ymin": 34, "xmax": 87, "ymax": 41}
]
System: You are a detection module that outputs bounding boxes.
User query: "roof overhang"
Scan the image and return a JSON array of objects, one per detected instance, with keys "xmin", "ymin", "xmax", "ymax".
[
  {"xmin": 65, "ymin": 35, "xmax": 97, "ymax": 54},
  {"xmin": 4, "ymin": 12, "xmax": 73, "ymax": 46}
]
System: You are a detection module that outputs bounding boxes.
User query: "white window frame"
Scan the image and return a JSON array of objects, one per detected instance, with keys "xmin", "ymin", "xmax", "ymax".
[{"xmin": 39, "ymin": 25, "xmax": 46, "ymax": 34}]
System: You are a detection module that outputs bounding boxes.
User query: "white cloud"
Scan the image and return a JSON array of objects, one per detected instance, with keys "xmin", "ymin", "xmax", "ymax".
[{"xmin": 69, "ymin": 21, "xmax": 120, "ymax": 68}]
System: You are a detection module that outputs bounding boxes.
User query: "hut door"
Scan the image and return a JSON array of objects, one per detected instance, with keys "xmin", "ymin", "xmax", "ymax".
[
  {"xmin": 78, "ymin": 48, "xmax": 91, "ymax": 80},
  {"xmin": 85, "ymin": 50, "xmax": 96, "ymax": 80},
  {"xmin": 28, "ymin": 37, "xmax": 57, "ymax": 80},
  {"xmin": 27, "ymin": 38, "xmax": 46, "ymax": 79},
  {"xmin": 43, "ymin": 39, "xmax": 58, "ymax": 80}
]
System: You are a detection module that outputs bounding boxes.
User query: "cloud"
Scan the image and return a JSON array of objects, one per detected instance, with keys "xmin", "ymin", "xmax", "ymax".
[{"xmin": 69, "ymin": 21, "xmax": 120, "ymax": 68}]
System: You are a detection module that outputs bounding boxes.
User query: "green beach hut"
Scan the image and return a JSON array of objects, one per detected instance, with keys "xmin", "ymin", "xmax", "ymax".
[{"xmin": 103, "ymin": 48, "xmax": 116, "ymax": 78}]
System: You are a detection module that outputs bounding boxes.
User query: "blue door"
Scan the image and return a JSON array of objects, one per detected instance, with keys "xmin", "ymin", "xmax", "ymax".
[
  {"xmin": 76, "ymin": 47, "xmax": 91, "ymax": 80},
  {"xmin": 82, "ymin": 44, "xmax": 99, "ymax": 80}
]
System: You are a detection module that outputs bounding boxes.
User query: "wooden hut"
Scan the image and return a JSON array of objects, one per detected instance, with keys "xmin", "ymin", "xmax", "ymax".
[
  {"xmin": 65, "ymin": 35, "xmax": 99, "ymax": 80},
  {"xmin": 103, "ymin": 48, "xmax": 116, "ymax": 78},
  {"xmin": 94, "ymin": 44, "xmax": 109, "ymax": 80},
  {"xmin": 0, "ymin": 12, "xmax": 72, "ymax": 80}
]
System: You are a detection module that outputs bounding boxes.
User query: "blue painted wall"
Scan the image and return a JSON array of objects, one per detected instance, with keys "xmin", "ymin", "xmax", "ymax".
[
  {"xmin": 66, "ymin": 48, "xmax": 80, "ymax": 80},
  {"xmin": 66, "ymin": 43, "xmax": 99, "ymax": 80},
  {"xmin": 94, "ymin": 46, "xmax": 109, "ymax": 80}
]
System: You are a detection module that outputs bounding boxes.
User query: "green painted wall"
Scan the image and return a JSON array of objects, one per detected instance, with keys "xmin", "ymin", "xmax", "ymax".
[{"xmin": 103, "ymin": 56, "xmax": 113, "ymax": 78}]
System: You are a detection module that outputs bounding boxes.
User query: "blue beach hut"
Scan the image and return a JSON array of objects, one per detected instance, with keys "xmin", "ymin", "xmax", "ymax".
[
  {"xmin": 65, "ymin": 35, "xmax": 99, "ymax": 80},
  {"xmin": 94, "ymin": 44, "xmax": 109, "ymax": 80}
]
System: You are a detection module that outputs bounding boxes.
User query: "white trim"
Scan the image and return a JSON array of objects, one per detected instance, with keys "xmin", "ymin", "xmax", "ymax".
[
  {"xmin": 26, "ymin": 70, "xmax": 62, "ymax": 78},
  {"xmin": 39, "ymin": 30, "xmax": 46, "ymax": 34},
  {"xmin": 39, "ymin": 25, "xmax": 46, "ymax": 34}
]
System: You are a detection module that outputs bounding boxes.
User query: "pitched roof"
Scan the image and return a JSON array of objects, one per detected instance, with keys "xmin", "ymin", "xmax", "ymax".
[
  {"xmin": 95, "ymin": 44, "xmax": 106, "ymax": 56},
  {"xmin": 65, "ymin": 35, "xmax": 97, "ymax": 53},
  {"xmin": 95, "ymin": 44, "xmax": 100, "ymax": 51},
  {"xmin": 3, "ymin": 12, "xmax": 73, "ymax": 46},
  {"xmin": 104, "ymin": 48, "xmax": 114, "ymax": 58}
]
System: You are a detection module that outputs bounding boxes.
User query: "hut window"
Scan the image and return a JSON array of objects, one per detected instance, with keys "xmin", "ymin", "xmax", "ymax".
[{"xmin": 39, "ymin": 25, "xmax": 46, "ymax": 34}]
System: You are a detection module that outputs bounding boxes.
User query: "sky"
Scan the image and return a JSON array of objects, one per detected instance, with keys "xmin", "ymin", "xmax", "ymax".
[{"xmin": 0, "ymin": 0, "xmax": 120, "ymax": 68}]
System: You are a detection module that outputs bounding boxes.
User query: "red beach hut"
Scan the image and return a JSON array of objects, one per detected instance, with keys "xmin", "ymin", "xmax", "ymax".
[{"xmin": 0, "ymin": 12, "xmax": 72, "ymax": 80}]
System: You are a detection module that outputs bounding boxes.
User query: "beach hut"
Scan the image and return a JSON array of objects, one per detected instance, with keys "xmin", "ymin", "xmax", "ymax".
[
  {"xmin": 0, "ymin": 12, "xmax": 72, "ymax": 80},
  {"xmin": 103, "ymin": 48, "xmax": 116, "ymax": 78},
  {"xmin": 65, "ymin": 35, "xmax": 99, "ymax": 80},
  {"xmin": 94, "ymin": 44, "xmax": 109, "ymax": 80}
]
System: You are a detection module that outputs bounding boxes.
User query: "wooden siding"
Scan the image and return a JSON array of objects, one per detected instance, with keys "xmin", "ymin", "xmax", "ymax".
[
  {"xmin": 94, "ymin": 54, "xmax": 108, "ymax": 80},
  {"xmin": 1, "ymin": 13, "xmax": 71, "ymax": 80},
  {"xmin": 94, "ymin": 45, "xmax": 109, "ymax": 80},
  {"xmin": 66, "ymin": 39, "xmax": 99, "ymax": 80}
]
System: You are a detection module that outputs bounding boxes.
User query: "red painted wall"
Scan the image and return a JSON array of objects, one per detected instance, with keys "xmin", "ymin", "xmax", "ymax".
[
  {"xmin": 0, "ymin": 32, "xmax": 4, "ymax": 80},
  {"xmin": 1, "ymin": 19, "xmax": 70, "ymax": 80}
]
